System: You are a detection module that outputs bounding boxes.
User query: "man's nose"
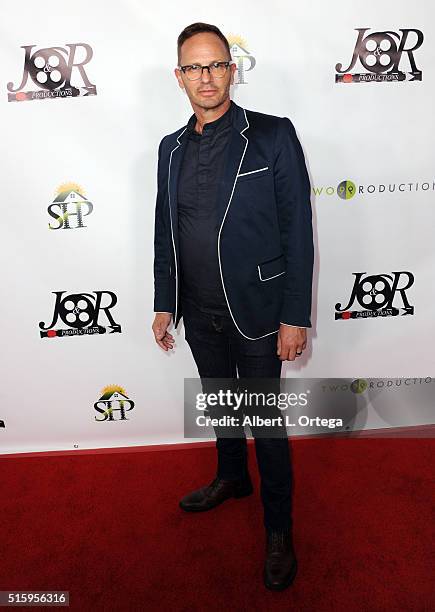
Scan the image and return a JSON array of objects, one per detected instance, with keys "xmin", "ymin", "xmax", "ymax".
[{"xmin": 200, "ymin": 67, "xmax": 212, "ymax": 83}]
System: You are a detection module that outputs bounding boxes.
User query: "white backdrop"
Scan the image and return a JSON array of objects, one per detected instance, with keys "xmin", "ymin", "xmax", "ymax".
[{"xmin": 1, "ymin": 0, "xmax": 434, "ymax": 454}]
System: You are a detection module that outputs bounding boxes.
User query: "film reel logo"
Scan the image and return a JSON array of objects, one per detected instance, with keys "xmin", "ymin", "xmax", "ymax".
[
  {"xmin": 227, "ymin": 34, "xmax": 256, "ymax": 85},
  {"xmin": 39, "ymin": 291, "xmax": 122, "ymax": 338},
  {"xmin": 335, "ymin": 272, "xmax": 414, "ymax": 320},
  {"xmin": 335, "ymin": 28, "xmax": 423, "ymax": 83},
  {"xmin": 337, "ymin": 180, "xmax": 356, "ymax": 200},
  {"xmin": 7, "ymin": 43, "xmax": 97, "ymax": 102},
  {"xmin": 312, "ymin": 180, "xmax": 358, "ymax": 199},
  {"xmin": 94, "ymin": 385, "xmax": 135, "ymax": 422},
  {"xmin": 48, "ymin": 182, "xmax": 93, "ymax": 230}
]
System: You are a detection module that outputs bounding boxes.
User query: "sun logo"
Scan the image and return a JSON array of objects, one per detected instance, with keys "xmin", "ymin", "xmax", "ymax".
[
  {"xmin": 101, "ymin": 384, "xmax": 127, "ymax": 397},
  {"xmin": 55, "ymin": 181, "xmax": 85, "ymax": 198},
  {"xmin": 226, "ymin": 34, "xmax": 248, "ymax": 51}
]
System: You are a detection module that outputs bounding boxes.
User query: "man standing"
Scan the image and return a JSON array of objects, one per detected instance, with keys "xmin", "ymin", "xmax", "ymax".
[{"xmin": 152, "ymin": 22, "xmax": 314, "ymax": 591}]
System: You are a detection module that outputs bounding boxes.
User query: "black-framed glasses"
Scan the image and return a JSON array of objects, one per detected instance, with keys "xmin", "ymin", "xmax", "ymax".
[{"xmin": 177, "ymin": 60, "xmax": 234, "ymax": 81}]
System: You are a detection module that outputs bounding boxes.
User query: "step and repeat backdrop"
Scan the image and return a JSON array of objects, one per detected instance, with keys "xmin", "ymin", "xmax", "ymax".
[{"xmin": 1, "ymin": 1, "xmax": 434, "ymax": 454}]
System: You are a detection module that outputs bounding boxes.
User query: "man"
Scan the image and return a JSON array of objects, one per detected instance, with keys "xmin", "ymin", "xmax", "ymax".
[{"xmin": 152, "ymin": 22, "xmax": 314, "ymax": 591}]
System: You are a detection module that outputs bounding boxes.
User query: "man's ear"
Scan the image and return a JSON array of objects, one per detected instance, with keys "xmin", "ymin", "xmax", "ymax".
[
  {"xmin": 174, "ymin": 67, "xmax": 184, "ymax": 90},
  {"xmin": 230, "ymin": 63, "xmax": 236, "ymax": 85}
]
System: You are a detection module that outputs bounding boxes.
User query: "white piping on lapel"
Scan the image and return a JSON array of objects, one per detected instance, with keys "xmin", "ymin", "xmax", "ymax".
[
  {"xmin": 217, "ymin": 108, "xmax": 280, "ymax": 341},
  {"xmin": 237, "ymin": 166, "xmax": 269, "ymax": 178},
  {"xmin": 167, "ymin": 126, "xmax": 187, "ymax": 325}
]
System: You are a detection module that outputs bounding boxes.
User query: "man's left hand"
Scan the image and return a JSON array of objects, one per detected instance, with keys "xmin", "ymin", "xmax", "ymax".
[{"xmin": 277, "ymin": 325, "xmax": 307, "ymax": 361}]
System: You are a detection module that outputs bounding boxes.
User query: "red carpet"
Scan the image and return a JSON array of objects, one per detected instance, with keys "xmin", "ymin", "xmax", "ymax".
[{"xmin": 0, "ymin": 439, "xmax": 434, "ymax": 611}]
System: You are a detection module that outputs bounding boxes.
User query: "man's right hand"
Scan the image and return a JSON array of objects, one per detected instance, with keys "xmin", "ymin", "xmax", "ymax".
[{"xmin": 152, "ymin": 313, "xmax": 174, "ymax": 351}]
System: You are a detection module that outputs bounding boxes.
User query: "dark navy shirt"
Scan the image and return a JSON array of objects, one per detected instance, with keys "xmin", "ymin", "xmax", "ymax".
[{"xmin": 177, "ymin": 101, "xmax": 234, "ymax": 314}]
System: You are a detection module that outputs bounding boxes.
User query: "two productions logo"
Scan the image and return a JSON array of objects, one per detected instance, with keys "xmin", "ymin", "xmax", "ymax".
[
  {"xmin": 336, "ymin": 28, "xmax": 423, "ymax": 83},
  {"xmin": 312, "ymin": 178, "xmax": 435, "ymax": 200},
  {"xmin": 7, "ymin": 43, "xmax": 97, "ymax": 102},
  {"xmin": 335, "ymin": 272, "xmax": 414, "ymax": 320}
]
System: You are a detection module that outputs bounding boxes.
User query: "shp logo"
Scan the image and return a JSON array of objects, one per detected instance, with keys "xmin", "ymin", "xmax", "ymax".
[
  {"xmin": 94, "ymin": 386, "xmax": 135, "ymax": 422},
  {"xmin": 227, "ymin": 34, "xmax": 256, "ymax": 85},
  {"xmin": 48, "ymin": 183, "xmax": 94, "ymax": 230}
]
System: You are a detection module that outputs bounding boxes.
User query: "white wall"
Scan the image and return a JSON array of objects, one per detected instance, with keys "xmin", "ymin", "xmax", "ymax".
[{"xmin": 1, "ymin": 0, "xmax": 433, "ymax": 453}]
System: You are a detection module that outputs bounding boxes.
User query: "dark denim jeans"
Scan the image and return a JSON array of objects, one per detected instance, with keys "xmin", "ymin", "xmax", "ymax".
[{"xmin": 181, "ymin": 297, "xmax": 293, "ymax": 532}]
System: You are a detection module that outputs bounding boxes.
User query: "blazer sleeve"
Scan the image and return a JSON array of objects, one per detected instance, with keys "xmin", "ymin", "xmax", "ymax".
[
  {"xmin": 273, "ymin": 117, "xmax": 314, "ymax": 328},
  {"xmin": 153, "ymin": 137, "xmax": 174, "ymax": 314}
]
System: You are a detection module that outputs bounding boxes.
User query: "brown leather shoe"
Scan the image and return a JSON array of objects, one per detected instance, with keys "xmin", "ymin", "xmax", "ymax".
[
  {"xmin": 179, "ymin": 475, "xmax": 253, "ymax": 512},
  {"xmin": 264, "ymin": 529, "xmax": 298, "ymax": 591}
]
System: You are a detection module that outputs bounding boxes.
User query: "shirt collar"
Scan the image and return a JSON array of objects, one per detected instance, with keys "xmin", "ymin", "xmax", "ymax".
[{"xmin": 187, "ymin": 100, "xmax": 233, "ymax": 136}]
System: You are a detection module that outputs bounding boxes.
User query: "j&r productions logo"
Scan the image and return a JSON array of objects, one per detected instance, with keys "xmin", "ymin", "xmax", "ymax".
[
  {"xmin": 313, "ymin": 179, "xmax": 435, "ymax": 200},
  {"xmin": 335, "ymin": 28, "xmax": 423, "ymax": 83},
  {"xmin": 94, "ymin": 385, "xmax": 135, "ymax": 422},
  {"xmin": 7, "ymin": 43, "xmax": 97, "ymax": 102},
  {"xmin": 48, "ymin": 182, "xmax": 93, "ymax": 230},
  {"xmin": 226, "ymin": 34, "xmax": 256, "ymax": 84},
  {"xmin": 39, "ymin": 291, "xmax": 122, "ymax": 338},
  {"xmin": 335, "ymin": 272, "xmax": 414, "ymax": 320}
]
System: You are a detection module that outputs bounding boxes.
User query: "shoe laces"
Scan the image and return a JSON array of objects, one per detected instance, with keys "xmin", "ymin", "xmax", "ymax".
[{"xmin": 207, "ymin": 477, "xmax": 222, "ymax": 493}]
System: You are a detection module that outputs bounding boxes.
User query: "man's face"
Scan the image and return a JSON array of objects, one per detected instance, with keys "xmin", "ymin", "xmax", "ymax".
[{"xmin": 175, "ymin": 32, "xmax": 236, "ymax": 111}]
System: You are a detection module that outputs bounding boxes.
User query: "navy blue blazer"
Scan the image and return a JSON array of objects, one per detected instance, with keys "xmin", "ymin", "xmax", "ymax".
[{"xmin": 153, "ymin": 100, "xmax": 314, "ymax": 340}]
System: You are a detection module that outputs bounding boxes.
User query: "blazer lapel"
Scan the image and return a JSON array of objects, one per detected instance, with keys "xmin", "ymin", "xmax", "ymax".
[
  {"xmin": 216, "ymin": 104, "xmax": 249, "ymax": 228},
  {"xmin": 167, "ymin": 128, "xmax": 188, "ymax": 255}
]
